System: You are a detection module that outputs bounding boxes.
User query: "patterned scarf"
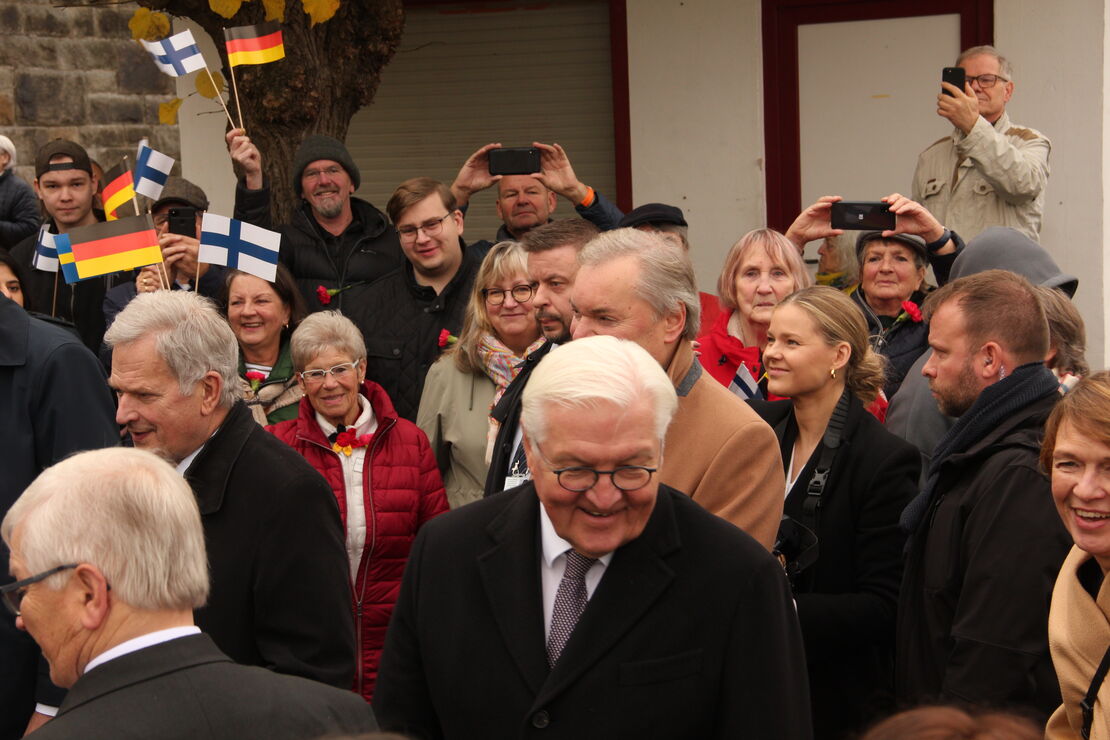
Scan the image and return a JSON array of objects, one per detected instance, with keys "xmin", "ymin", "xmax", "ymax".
[{"xmin": 479, "ymin": 334, "xmax": 546, "ymax": 463}]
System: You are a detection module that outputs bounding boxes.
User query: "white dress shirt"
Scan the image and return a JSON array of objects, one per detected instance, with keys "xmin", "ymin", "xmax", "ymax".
[
  {"xmin": 83, "ymin": 626, "xmax": 202, "ymax": 675},
  {"xmin": 538, "ymin": 504, "xmax": 613, "ymax": 640}
]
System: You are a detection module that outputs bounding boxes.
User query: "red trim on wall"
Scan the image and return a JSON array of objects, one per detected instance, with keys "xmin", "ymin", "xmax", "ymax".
[
  {"xmin": 761, "ymin": 0, "xmax": 993, "ymax": 231},
  {"xmin": 609, "ymin": 0, "xmax": 632, "ymax": 211}
]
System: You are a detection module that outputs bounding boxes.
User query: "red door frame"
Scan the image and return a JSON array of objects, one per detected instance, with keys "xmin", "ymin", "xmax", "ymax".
[
  {"xmin": 401, "ymin": 0, "xmax": 632, "ymax": 211},
  {"xmin": 761, "ymin": 0, "xmax": 992, "ymax": 230}
]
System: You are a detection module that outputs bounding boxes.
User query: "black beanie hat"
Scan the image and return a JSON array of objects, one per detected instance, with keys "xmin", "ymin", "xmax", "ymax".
[{"xmin": 291, "ymin": 134, "xmax": 360, "ymax": 195}]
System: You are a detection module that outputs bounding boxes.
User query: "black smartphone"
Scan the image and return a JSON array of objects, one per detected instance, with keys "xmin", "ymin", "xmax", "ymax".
[
  {"xmin": 830, "ymin": 202, "xmax": 895, "ymax": 231},
  {"xmin": 167, "ymin": 207, "xmax": 197, "ymax": 237},
  {"xmin": 942, "ymin": 66, "xmax": 965, "ymax": 96},
  {"xmin": 488, "ymin": 147, "xmax": 541, "ymax": 176}
]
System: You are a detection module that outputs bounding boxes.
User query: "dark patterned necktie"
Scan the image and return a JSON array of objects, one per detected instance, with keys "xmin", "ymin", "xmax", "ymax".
[{"xmin": 546, "ymin": 550, "xmax": 598, "ymax": 667}]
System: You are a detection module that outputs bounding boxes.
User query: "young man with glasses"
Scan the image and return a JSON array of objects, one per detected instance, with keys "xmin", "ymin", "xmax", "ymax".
[
  {"xmin": 344, "ymin": 177, "xmax": 480, "ymax": 421},
  {"xmin": 913, "ymin": 45, "xmax": 1051, "ymax": 241}
]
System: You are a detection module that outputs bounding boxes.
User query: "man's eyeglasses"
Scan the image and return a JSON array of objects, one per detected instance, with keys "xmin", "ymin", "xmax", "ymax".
[
  {"xmin": 966, "ymin": 74, "xmax": 1008, "ymax": 89},
  {"xmin": 299, "ymin": 361, "xmax": 360, "ymax": 385},
  {"xmin": 397, "ymin": 213, "xmax": 451, "ymax": 242},
  {"xmin": 303, "ymin": 165, "xmax": 344, "ymax": 181},
  {"xmin": 483, "ymin": 283, "xmax": 537, "ymax": 306},
  {"xmin": 1, "ymin": 564, "xmax": 78, "ymax": 617},
  {"xmin": 536, "ymin": 445, "xmax": 657, "ymax": 492}
]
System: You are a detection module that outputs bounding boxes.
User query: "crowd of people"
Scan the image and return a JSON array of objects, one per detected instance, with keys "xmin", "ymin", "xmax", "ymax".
[{"xmin": 0, "ymin": 43, "xmax": 1103, "ymax": 740}]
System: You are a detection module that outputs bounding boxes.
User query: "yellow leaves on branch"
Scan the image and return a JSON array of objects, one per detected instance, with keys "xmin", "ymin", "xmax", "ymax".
[
  {"xmin": 196, "ymin": 70, "xmax": 225, "ymax": 99},
  {"xmin": 158, "ymin": 98, "xmax": 184, "ymax": 125},
  {"xmin": 128, "ymin": 8, "xmax": 170, "ymax": 41},
  {"xmin": 262, "ymin": 0, "xmax": 286, "ymax": 22},
  {"xmin": 209, "ymin": 0, "xmax": 244, "ymax": 20},
  {"xmin": 302, "ymin": 0, "xmax": 340, "ymax": 26}
]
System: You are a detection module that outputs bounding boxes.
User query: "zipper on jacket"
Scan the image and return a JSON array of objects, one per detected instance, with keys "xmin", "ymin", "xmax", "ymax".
[{"xmin": 353, "ymin": 416, "xmax": 393, "ymax": 697}]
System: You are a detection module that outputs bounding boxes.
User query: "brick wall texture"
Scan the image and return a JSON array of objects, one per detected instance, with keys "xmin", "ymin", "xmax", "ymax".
[{"xmin": 0, "ymin": 0, "xmax": 180, "ymax": 187}]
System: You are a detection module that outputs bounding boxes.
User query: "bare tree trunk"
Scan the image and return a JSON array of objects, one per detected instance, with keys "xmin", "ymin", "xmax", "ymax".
[{"xmin": 139, "ymin": 0, "xmax": 404, "ymax": 223}]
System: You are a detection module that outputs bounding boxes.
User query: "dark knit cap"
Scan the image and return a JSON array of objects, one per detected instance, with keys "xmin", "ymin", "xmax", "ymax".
[
  {"xmin": 35, "ymin": 139, "xmax": 93, "ymax": 178},
  {"xmin": 855, "ymin": 231, "xmax": 928, "ymax": 264},
  {"xmin": 291, "ymin": 135, "xmax": 360, "ymax": 195},
  {"xmin": 152, "ymin": 176, "xmax": 209, "ymax": 212},
  {"xmin": 618, "ymin": 202, "xmax": 688, "ymax": 229}
]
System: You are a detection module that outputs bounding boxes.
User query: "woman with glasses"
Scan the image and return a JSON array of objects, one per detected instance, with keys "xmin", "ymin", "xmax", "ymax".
[
  {"xmin": 267, "ymin": 310, "xmax": 448, "ymax": 703},
  {"xmin": 417, "ymin": 241, "xmax": 545, "ymax": 508},
  {"xmin": 749, "ymin": 286, "xmax": 919, "ymax": 738},
  {"xmin": 221, "ymin": 265, "xmax": 307, "ymax": 425}
]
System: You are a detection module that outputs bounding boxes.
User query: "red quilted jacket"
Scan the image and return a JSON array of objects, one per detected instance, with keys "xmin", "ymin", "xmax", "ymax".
[{"xmin": 268, "ymin": 380, "xmax": 448, "ymax": 701}]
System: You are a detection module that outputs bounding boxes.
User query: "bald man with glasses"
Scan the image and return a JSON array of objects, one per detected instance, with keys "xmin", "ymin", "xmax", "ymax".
[{"xmin": 913, "ymin": 45, "xmax": 1050, "ymax": 242}]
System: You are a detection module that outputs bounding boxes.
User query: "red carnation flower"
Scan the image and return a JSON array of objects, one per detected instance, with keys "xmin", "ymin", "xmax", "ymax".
[
  {"xmin": 335, "ymin": 429, "xmax": 359, "ymax": 448},
  {"xmin": 901, "ymin": 300, "xmax": 923, "ymax": 323},
  {"xmin": 316, "ymin": 285, "xmax": 332, "ymax": 306}
]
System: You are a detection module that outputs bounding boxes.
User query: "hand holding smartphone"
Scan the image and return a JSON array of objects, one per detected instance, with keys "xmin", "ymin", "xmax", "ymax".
[
  {"xmin": 829, "ymin": 202, "xmax": 895, "ymax": 231},
  {"xmin": 942, "ymin": 67, "xmax": 966, "ymax": 96},
  {"xmin": 487, "ymin": 147, "xmax": 541, "ymax": 176}
]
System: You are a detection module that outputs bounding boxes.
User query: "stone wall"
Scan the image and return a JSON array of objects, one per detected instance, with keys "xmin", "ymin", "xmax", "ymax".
[{"xmin": 0, "ymin": 0, "xmax": 180, "ymax": 188}]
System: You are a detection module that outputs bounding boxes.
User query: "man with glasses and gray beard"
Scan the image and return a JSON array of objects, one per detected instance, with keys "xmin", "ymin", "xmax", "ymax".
[
  {"xmin": 913, "ymin": 45, "xmax": 1050, "ymax": 241},
  {"xmin": 226, "ymin": 128, "xmax": 402, "ymax": 315}
]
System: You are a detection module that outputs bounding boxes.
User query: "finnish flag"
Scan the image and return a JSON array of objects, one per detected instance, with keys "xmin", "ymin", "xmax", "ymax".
[
  {"xmin": 32, "ymin": 225, "xmax": 69, "ymax": 274},
  {"xmin": 140, "ymin": 30, "xmax": 206, "ymax": 77},
  {"xmin": 133, "ymin": 141, "xmax": 175, "ymax": 200},
  {"xmin": 199, "ymin": 213, "xmax": 281, "ymax": 282}
]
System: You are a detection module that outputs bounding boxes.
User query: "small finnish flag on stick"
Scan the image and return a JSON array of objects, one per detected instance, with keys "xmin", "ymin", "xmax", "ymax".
[
  {"xmin": 32, "ymin": 225, "xmax": 69, "ymax": 274},
  {"xmin": 133, "ymin": 141, "xmax": 175, "ymax": 200},
  {"xmin": 141, "ymin": 30, "xmax": 206, "ymax": 77},
  {"xmin": 199, "ymin": 213, "xmax": 281, "ymax": 282}
]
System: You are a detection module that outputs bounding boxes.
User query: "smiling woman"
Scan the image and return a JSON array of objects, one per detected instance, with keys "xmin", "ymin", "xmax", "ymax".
[{"xmin": 1042, "ymin": 373, "xmax": 1110, "ymax": 740}]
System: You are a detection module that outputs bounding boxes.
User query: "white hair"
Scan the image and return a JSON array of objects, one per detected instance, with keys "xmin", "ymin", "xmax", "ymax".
[
  {"xmin": 105, "ymin": 291, "xmax": 239, "ymax": 407},
  {"xmin": 1, "ymin": 448, "xmax": 209, "ymax": 611},
  {"xmin": 0, "ymin": 136, "xmax": 14, "ymax": 169},
  {"xmin": 578, "ymin": 228, "xmax": 701, "ymax": 339},
  {"xmin": 290, "ymin": 310, "xmax": 367, "ymax": 371},
  {"xmin": 521, "ymin": 335, "xmax": 678, "ymax": 446}
]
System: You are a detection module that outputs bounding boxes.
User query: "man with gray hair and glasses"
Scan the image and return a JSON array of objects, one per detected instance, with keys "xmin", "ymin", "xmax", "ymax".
[
  {"xmin": 104, "ymin": 291, "xmax": 356, "ymax": 690},
  {"xmin": 376, "ymin": 336, "xmax": 811, "ymax": 738},
  {"xmin": 913, "ymin": 45, "xmax": 1050, "ymax": 241},
  {"xmin": 2, "ymin": 447, "xmax": 377, "ymax": 738}
]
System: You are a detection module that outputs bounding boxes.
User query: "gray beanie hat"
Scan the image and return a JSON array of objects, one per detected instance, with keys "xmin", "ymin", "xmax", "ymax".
[{"xmin": 291, "ymin": 134, "xmax": 360, "ymax": 195}]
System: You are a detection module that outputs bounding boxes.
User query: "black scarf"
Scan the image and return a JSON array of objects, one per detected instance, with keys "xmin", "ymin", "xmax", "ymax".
[{"xmin": 900, "ymin": 362, "xmax": 1059, "ymax": 535}]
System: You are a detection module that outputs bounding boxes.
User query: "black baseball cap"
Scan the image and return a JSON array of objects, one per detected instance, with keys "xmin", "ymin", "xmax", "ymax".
[
  {"xmin": 35, "ymin": 139, "xmax": 93, "ymax": 178},
  {"xmin": 618, "ymin": 203, "xmax": 688, "ymax": 229}
]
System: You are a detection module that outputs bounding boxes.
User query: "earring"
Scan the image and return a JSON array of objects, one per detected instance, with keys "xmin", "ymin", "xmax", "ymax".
[{"xmin": 830, "ymin": 367, "xmax": 837, "ymax": 379}]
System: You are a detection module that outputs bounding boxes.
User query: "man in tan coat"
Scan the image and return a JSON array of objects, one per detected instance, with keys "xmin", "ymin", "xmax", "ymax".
[{"xmin": 570, "ymin": 227, "xmax": 784, "ymax": 550}]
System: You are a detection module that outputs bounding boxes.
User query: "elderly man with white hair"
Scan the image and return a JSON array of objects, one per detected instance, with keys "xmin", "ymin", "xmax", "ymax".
[
  {"xmin": 1, "ymin": 447, "xmax": 377, "ymax": 739},
  {"xmin": 103, "ymin": 291, "xmax": 356, "ymax": 690},
  {"xmin": 375, "ymin": 335, "xmax": 812, "ymax": 739},
  {"xmin": 0, "ymin": 136, "xmax": 40, "ymax": 251}
]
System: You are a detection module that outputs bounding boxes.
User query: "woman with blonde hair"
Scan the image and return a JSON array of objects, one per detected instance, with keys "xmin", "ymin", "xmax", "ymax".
[
  {"xmin": 417, "ymin": 241, "xmax": 545, "ymax": 508},
  {"xmin": 749, "ymin": 286, "xmax": 920, "ymax": 738},
  {"xmin": 1042, "ymin": 372, "xmax": 1110, "ymax": 740}
]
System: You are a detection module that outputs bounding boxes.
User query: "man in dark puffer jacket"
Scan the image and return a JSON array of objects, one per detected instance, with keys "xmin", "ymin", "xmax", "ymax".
[{"xmin": 226, "ymin": 128, "xmax": 402, "ymax": 323}]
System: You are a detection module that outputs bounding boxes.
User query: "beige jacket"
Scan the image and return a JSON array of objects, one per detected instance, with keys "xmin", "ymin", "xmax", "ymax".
[
  {"xmin": 912, "ymin": 110, "xmax": 1050, "ymax": 241},
  {"xmin": 660, "ymin": 341, "xmax": 785, "ymax": 551},
  {"xmin": 416, "ymin": 356, "xmax": 496, "ymax": 510},
  {"xmin": 1046, "ymin": 546, "xmax": 1110, "ymax": 740}
]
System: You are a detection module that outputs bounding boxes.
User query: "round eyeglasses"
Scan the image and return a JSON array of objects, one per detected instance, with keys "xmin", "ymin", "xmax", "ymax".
[
  {"xmin": 397, "ymin": 213, "xmax": 451, "ymax": 242},
  {"xmin": 483, "ymin": 283, "xmax": 537, "ymax": 306},
  {"xmin": 549, "ymin": 464, "xmax": 657, "ymax": 493}
]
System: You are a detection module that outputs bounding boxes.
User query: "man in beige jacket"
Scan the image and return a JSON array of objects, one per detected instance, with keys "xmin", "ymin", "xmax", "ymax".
[
  {"xmin": 570, "ymin": 227, "xmax": 784, "ymax": 550},
  {"xmin": 913, "ymin": 45, "xmax": 1050, "ymax": 241}
]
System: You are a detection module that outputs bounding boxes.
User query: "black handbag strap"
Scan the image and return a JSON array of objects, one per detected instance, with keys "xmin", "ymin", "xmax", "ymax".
[
  {"xmin": 801, "ymin": 390, "xmax": 851, "ymax": 533},
  {"xmin": 1081, "ymin": 643, "xmax": 1110, "ymax": 739}
]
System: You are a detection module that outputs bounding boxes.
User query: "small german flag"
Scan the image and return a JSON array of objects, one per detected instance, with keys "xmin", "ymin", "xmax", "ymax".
[
  {"xmin": 101, "ymin": 163, "xmax": 135, "ymax": 221},
  {"xmin": 56, "ymin": 215, "xmax": 162, "ymax": 284},
  {"xmin": 224, "ymin": 22, "xmax": 285, "ymax": 67}
]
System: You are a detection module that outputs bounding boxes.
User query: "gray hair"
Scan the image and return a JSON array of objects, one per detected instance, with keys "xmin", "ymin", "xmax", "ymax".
[
  {"xmin": 957, "ymin": 45, "xmax": 1013, "ymax": 81},
  {"xmin": 0, "ymin": 136, "xmax": 14, "ymax": 169},
  {"xmin": 290, "ymin": 311, "xmax": 366, "ymax": 371},
  {"xmin": 521, "ymin": 335, "xmax": 678, "ymax": 446},
  {"xmin": 1, "ymin": 448, "xmax": 209, "ymax": 611},
  {"xmin": 104, "ymin": 291, "xmax": 239, "ymax": 408},
  {"xmin": 578, "ymin": 228, "xmax": 701, "ymax": 339}
]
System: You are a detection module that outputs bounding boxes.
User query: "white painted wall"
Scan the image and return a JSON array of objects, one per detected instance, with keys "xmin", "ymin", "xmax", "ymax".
[
  {"xmin": 625, "ymin": 0, "xmax": 765, "ymax": 299},
  {"xmin": 996, "ymin": 0, "xmax": 1107, "ymax": 366}
]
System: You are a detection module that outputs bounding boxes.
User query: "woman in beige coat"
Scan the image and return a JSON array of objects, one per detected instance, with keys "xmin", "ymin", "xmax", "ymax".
[{"xmin": 1043, "ymin": 371, "xmax": 1110, "ymax": 740}]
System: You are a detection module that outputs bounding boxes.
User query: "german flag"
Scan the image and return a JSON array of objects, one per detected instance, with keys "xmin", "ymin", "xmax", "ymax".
[
  {"xmin": 56, "ymin": 215, "xmax": 162, "ymax": 284},
  {"xmin": 101, "ymin": 163, "xmax": 135, "ymax": 221},
  {"xmin": 224, "ymin": 22, "xmax": 285, "ymax": 67}
]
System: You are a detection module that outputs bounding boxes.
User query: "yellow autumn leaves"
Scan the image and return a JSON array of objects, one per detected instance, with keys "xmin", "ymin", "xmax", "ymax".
[{"xmin": 207, "ymin": 0, "xmax": 337, "ymax": 26}]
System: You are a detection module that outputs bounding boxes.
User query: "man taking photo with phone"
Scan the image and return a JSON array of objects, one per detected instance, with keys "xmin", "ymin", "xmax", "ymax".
[{"xmin": 912, "ymin": 45, "xmax": 1050, "ymax": 242}]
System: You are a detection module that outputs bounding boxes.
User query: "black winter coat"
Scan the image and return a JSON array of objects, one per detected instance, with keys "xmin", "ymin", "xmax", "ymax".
[
  {"xmin": 852, "ymin": 288, "xmax": 929, "ymax": 401},
  {"xmin": 895, "ymin": 393, "xmax": 1072, "ymax": 719},
  {"xmin": 750, "ymin": 395, "xmax": 919, "ymax": 739},
  {"xmin": 0, "ymin": 170, "xmax": 40, "ymax": 250},
  {"xmin": 233, "ymin": 178, "xmax": 402, "ymax": 316}
]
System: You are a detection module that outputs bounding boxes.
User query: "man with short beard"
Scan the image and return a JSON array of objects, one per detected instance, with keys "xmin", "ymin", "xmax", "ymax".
[
  {"xmin": 227, "ymin": 129, "xmax": 402, "ymax": 317},
  {"xmin": 896, "ymin": 269, "xmax": 1071, "ymax": 719}
]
